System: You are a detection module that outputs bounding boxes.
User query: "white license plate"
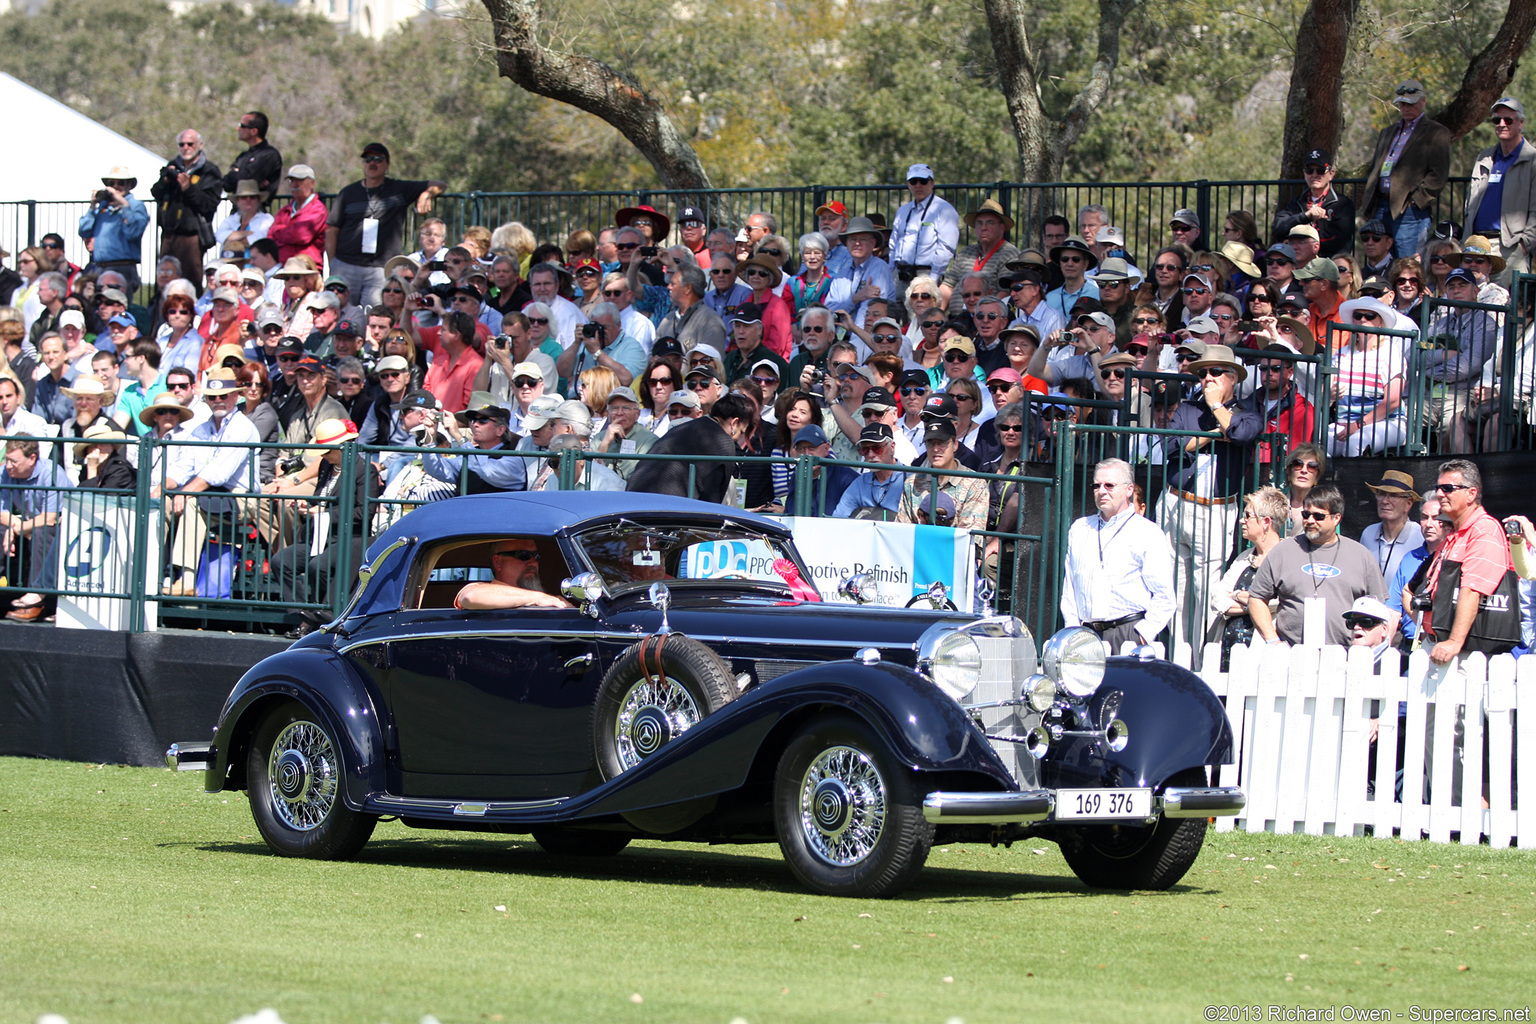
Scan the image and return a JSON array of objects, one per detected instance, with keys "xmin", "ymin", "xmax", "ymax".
[{"xmin": 1054, "ymin": 788, "xmax": 1153, "ymax": 820}]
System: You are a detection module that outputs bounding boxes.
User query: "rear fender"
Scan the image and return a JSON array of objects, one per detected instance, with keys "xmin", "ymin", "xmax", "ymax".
[{"xmin": 206, "ymin": 650, "xmax": 387, "ymax": 811}]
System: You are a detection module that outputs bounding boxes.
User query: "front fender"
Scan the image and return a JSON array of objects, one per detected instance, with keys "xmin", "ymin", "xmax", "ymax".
[
  {"xmin": 1040, "ymin": 657, "xmax": 1235, "ymax": 790},
  {"xmin": 205, "ymin": 649, "xmax": 387, "ymax": 812},
  {"xmin": 578, "ymin": 660, "xmax": 1014, "ymax": 819}
]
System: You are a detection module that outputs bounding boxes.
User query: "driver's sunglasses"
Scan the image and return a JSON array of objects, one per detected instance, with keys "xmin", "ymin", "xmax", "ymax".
[{"xmin": 496, "ymin": 549, "xmax": 538, "ymax": 561}]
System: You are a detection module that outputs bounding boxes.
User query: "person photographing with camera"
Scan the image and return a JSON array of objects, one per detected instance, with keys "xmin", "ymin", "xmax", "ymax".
[
  {"xmin": 554, "ymin": 303, "xmax": 645, "ymax": 394},
  {"xmin": 79, "ymin": 166, "xmax": 149, "ymax": 294},
  {"xmin": 151, "ymin": 130, "xmax": 222, "ymax": 285}
]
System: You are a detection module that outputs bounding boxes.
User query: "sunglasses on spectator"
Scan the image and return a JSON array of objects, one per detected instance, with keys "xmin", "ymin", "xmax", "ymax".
[
  {"xmin": 362, "ymin": 155, "xmax": 386, "ymax": 164},
  {"xmin": 1465, "ymin": 256, "xmax": 1491, "ymax": 266},
  {"xmin": 1154, "ymin": 263, "xmax": 1181, "ymax": 273},
  {"xmin": 1265, "ymin": 258, "xmax": 1292, "ymax": 266},
  {"xmin": 899, "ymin": 386, "xmax": 928, "ymax": 396},
  {"xmin": 513, "ymin": 377, "xmax": 541, "ymax": 388},
  {"xmin": 379, "ymin": 370, "xmax": 406, "ymax": 379},
  {"xmin": 973, "ymin": 312, "xmax": 1002, "ymax": 321},
  {"xmin": 1435, "ymin": 482, "xmax": 1471, "ymax": 494},
  {"xmin": 647, "ymin": 377, "xmax": 672, "ymax": 387},
  {"xmin": 382, "ymin": 286, "xmax": 404, "ymax": 294},
  {"xmin": 527, "ymin": 317, "xmax": 549, "ymax": 325},
  {"xmin": 167, "ymin": 381, "xmax": 194, "ymax": 390},
  {"xmin": 909, "ymin": 292, "xmax": 935, "ymax": 301},
  {"xmin": 921, "ymin": 320, "xmax": 944, "ymax": 329},
  {"xmin": 1288, "ymin": 460, "xmax": 1320, "ymax": 472},
  {"xmin": 1132, "ymin": 316, "xmax": 1161, "ymax": 326},
  {"xmin": 872, "ymin": 333, "xmax": 901, "ymax": 344},
  {"xmin": 465, "ymin": 413, "xmax": 498, "ymax": 424},
  {"xmin": 1395, "ymin": 277, "xmax": 1421, "ymax": 288},
  {"xmin": 758, "ymin": 247, "xmax": 783, "ymax": 258},
  {"xmin": 987, "ymin": 381, "xmax": 1018, "ymax": 393},
  {"xmin": 1182, "ymin": 286, "xmax": 1209, "ymax": 295},
  {"xmin": 750, "ymin": 375, "xmax": 778, "ymax": 386},
  {"xmin": 338, "ymin": 376, "xmax": 364, "ymax": 386},
  {"xmin": 1201, "ymin": 368, "xmax": 1232, "ymax": 378},
  {"xmin": 943, "ymin": 351, "xmax": 971, "ymax": 362},
  {"xmin": 741, "ymin": 268, "xmax": 771, "ymax": 279},
  {"xmin": 1176, "ymin": 353, "xmax": 1197, "ymax": 362},
  {"xmin": 1057, "ymin": 255, "xmax": 1086, "ymax": 264},
  {"xmin": 709, "ymin": 269, "xmax": 734, "ymax": 276},
  {"xmin": 1125, "ymin": 343, "xmax": 1149, "ymax": 356},
  {"xmin": 996, "ymin": 423, "xmax": 1024, "ymax": 433},
  {"xmin": 277, "ymin": 353, "xmax": 300, "ymax": 362},
  {"xmin": 1100, "ymin": 368, "xmax": 1127, "ymax": 380},
  {"xmin": 1343, "ymin": 614, "xmax": 1384, "ymax": 629},
  {"xmin": 952, "ymin": 393, "xmax": 975, "ymax": 403},
  {"xmin": 1170, "ymin": 222, "xmax": 1196, "ymax": 231},
  {"xmin": 1211, "ymin": 313, "xmax": 1235, "ymax": 322},
  {"xmin": 1040, "ymin": 409, "xmax": 1071, "ymax": 421},
  {"xmin": 616, "ymin": 242, "xmax": 640, "ymax": 250},
  {"xmin": 1492, "ymin": 116, "xmax": 1521, "ymax": 126},
  {"xmin": 1359, "ymin": 233, "xmax": 1385, "ymax": 243},
  {"xmin": 326, "ymin": 284, "xmax": 347, "ymax": 294},
  {"xmin": 1261, "ymin": 363, "xmax": 1287, "ymax": 373},
  {"xmin": 1351, "ymin": 311, "xmax": 1381, "ymax": 323},
  {"xmin": 1299, "ymin": 510, "xmax": 1332, "ymax": 521}
]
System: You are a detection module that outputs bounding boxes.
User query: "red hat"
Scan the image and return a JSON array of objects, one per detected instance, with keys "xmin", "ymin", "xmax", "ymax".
[
  {"xmin": 814, "ymin": 200, "xmax": 848, "ymax": 218},
  {"xmin": 614, "ymin": 204, "xmax": 671, "ymax": 239},
  {"xmin": 569, "ymin": 257, "xmax": 603, "ymax": 277}
]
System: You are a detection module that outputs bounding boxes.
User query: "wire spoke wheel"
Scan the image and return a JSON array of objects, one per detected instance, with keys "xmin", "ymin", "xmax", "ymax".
[
  {"xmin": 613, "ymin": 674, "xmax": 702, "ymax": 771},
  {"xmin": 266, "ymin": 721, "xmax": 340, "ymax": 832},
  {"xmin": 797, "ymin": 745, "xmax": 887, "ymax": 867}
]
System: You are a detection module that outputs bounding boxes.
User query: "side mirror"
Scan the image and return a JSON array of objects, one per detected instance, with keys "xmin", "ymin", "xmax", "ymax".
[
  {"xmin": 561, "ymin": 572, "xmax": 606, "ymax": 618},
  {"xmin": 839, "ymin": 572, "xmax": 877, "ymax": 604}
]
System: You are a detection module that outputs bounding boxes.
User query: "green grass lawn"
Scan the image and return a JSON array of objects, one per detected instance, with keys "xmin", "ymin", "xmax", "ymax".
[{"xmin": 1, "ymin": 757, "xmax": 1532, "ymax": 1024}]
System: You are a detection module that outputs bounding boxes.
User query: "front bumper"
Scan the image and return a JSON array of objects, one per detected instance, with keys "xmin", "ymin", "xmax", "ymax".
[
  {"xmin": 165, "ymin": 742, "xmax": 215, "ymax": 772},
  {"xmin": 922, "ymin": 785, "xmax": 1245, "ymax": 824}
]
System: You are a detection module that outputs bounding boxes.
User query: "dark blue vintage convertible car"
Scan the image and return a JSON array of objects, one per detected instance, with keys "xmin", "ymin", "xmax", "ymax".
[{"xmin": 169, "ymin": 492, "xmax": 1243, "ymax": 898}]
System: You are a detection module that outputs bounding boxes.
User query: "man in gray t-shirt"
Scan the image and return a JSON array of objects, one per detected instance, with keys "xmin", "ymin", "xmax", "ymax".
[{"xmin": 1248, "ymin": 485, "xmax": 1386, "ymax": 647}]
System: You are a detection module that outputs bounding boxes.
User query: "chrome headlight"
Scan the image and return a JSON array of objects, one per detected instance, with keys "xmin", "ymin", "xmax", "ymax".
[
  {"xmin": 1019, "ymin": 673, "xmax": 1057, "ymax": 712},
  {"xmin": 1041, "ymin": 626, "xmax": 1106, "ymax": 699},
  {"xmin": 922, "ymin": 629, "xmax": 982, "ymax": 702}
]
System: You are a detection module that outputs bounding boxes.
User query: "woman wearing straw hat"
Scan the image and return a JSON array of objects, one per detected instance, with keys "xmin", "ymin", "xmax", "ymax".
[
  {"xmin": 273, "ymin": 417, "xmax": 372, "ymax": 638},
  {"xmin": 1329, "ymin": 296, "xmax": 1414, "ymax": 457},
  {"xmin": 75, "ymin": 423, "xmax": 135, "ymax": 490}
]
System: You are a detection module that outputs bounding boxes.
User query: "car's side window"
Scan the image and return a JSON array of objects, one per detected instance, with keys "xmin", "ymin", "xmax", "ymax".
[{"xmin": 406, "ymin": 538, "xmax": 570, "ymax": 610}]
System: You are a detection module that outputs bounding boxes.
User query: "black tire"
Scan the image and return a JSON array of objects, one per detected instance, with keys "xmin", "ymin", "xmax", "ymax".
[
  {"xmin": 593, "ymin": 634, "xmax": 737, "ymax": 780},
  {"xmin": 247, "ymin": 699, "xmax": 376, "ymax": 859},
  {"xmin": 773, "ymin": 714, "xmax": 934, "ymax": 898},
  {"xmin": 1059, "ymin": 770, "xmax": 1209, "ymax": 891},
  {"xmin": 530, "ymin": 828, "xmax": 631, "ymax": 857}
]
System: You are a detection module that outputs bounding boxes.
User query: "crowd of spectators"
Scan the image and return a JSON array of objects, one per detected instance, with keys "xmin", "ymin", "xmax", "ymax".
[{"xmin": 0, "ymin": 85, "xmax": 1533, "ymax": 648}]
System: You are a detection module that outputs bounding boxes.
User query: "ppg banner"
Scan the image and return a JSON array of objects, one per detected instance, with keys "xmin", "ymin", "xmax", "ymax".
[{"xmin": 772, "ymin": 517, "xmax": 977, "ymax": 611}]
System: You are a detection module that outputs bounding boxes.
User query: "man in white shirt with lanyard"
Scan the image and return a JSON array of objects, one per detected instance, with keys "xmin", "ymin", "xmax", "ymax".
[
  {"xmin": 888, "ymin": 163, "xmax": 959, "ymax": 293},
  {"xmin": 1060, "ymin": 457, "xmax": 1176, "ymax": 652}
]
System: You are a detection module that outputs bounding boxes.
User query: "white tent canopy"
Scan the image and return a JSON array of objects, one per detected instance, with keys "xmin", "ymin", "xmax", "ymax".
[{"xmin": 0, "ymin": 72, "xmax": 169, "ymax": 274}]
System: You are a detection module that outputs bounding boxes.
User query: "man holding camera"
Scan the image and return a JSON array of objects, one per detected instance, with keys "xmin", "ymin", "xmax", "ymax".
[
  {"xmin": 79, "ymin": 167, "xmax": 150, "ymax": 294},
  {"xmin": 888, "ymin": 163, "xmax": 958, "ymax": 292},
  {"xmin": 151, "ymin": 129, "xmax": 222, "ymax": 286},
  {"xmin": 555, "ymin": 302, "xmax": 644, "ymax": 393}
]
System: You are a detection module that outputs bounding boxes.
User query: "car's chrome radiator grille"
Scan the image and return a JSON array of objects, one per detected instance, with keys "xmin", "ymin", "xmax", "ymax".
[{"xmin": 963, "ymin": 633, "xmax": 1038, "ymax": 786}]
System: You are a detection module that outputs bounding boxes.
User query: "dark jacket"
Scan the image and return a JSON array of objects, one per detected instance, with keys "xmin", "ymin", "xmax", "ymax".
[
  {"xmin": 150, "ymin": 155, "xmax": 224, "ymax": 237},
  {"xmin": 1272, "ymin": 186, "xmax": 1357, "ymax": 257},
  {"xmin": 77, "ymin": 451, "xmax": 136, "ymax": 490},
  {"xmin": 1358, "ymin": 116, "xmax": 1452, "ymax": 219},
  {"xmin": 626, "ymin": 416, "xmax": 738, "ymax": 503},
  {"xmin": 221, "ymin": 140, "xmax": 284, "ymax": 197}
]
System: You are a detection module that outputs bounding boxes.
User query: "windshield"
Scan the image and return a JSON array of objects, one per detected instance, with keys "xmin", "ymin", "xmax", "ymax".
[{"xmin": 570, "ymin": 520, "xmax": 813, "ymax": 595}]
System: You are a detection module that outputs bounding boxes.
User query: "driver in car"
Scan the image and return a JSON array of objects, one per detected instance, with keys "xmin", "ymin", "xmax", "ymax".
[{"xmin": 456, "ymin": 540, "xmax": 574, "ymax": 610}]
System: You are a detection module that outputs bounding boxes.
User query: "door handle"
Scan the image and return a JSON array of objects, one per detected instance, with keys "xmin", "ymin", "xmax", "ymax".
[{"xmin": 563, "ymin": 652, "xmax": 595, "ymax": 672}]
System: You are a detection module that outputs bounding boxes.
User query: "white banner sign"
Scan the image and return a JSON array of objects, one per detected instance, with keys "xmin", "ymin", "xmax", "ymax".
[
  {"xmin": 56, "ymin": 496, "xmax": 159, "ymax": 631},
  {"xmin": 772, "ymin": 516, "xmax": 977, "ymax": 611}
]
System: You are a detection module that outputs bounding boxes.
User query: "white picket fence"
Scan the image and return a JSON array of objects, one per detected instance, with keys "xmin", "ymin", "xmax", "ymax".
[{"xmin": 1155, "ymin": 641, "xmax": 1533, "ymax": 846}]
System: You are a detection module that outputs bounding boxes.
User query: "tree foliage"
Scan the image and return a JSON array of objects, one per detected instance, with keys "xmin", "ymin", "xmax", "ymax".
[{"xmin": 0, "ymin": 0, "xmax": 1532, "ymax": 203}]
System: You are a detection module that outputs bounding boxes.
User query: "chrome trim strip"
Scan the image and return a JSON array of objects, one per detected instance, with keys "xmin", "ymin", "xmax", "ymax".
[
  {"xmin": 1161, "ymin": 786, "xmax": 1246, "ymax": 818},
  {"xmin": 339, "ymin": 626, "xmax": 874, "ymax": 655},
  {"xmin": 373, "ymin": 794, "xmax": 567, "ymax": 813},
  {"xmin": 165, "ymin": 742, "xmax": 213, "ymax": 771},
  {"xmin": 922, "ymin": 790, "xmax": 1054, "ymax": 824}
]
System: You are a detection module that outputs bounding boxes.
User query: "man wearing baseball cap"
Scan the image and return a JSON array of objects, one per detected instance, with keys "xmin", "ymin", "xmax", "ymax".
[
  {"xmin": 1273, "ymin": 147, "xmax": 1356, "ymax": 257},
  {"xmin": 781, "ymin": 423, "xmax": 857, "ymax": 517},
  {"xmin": 325, "ymin": 141, "xmax": 447, "ymax": 306},
  {"xmin": 811, "ymin": 199, "xmax": 853, "ymax": 277},
  {"xmin": 1465, "ymin": 96, "xmax": 1536, "ymax": 282},
  {"xmin": 1360, "ymin": 79, "xmax": 1451, "ymax": 260},
  {"xmin": 888, "ymin": 163, "xmax": 959, "ymax": 287},
  {"xmin": 676, "ymin": 206, "xmax": 710, "ymax": 260},
  {"xmin": 268, "ymin": 164, "xmax": 327, "ymax": 267}
]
